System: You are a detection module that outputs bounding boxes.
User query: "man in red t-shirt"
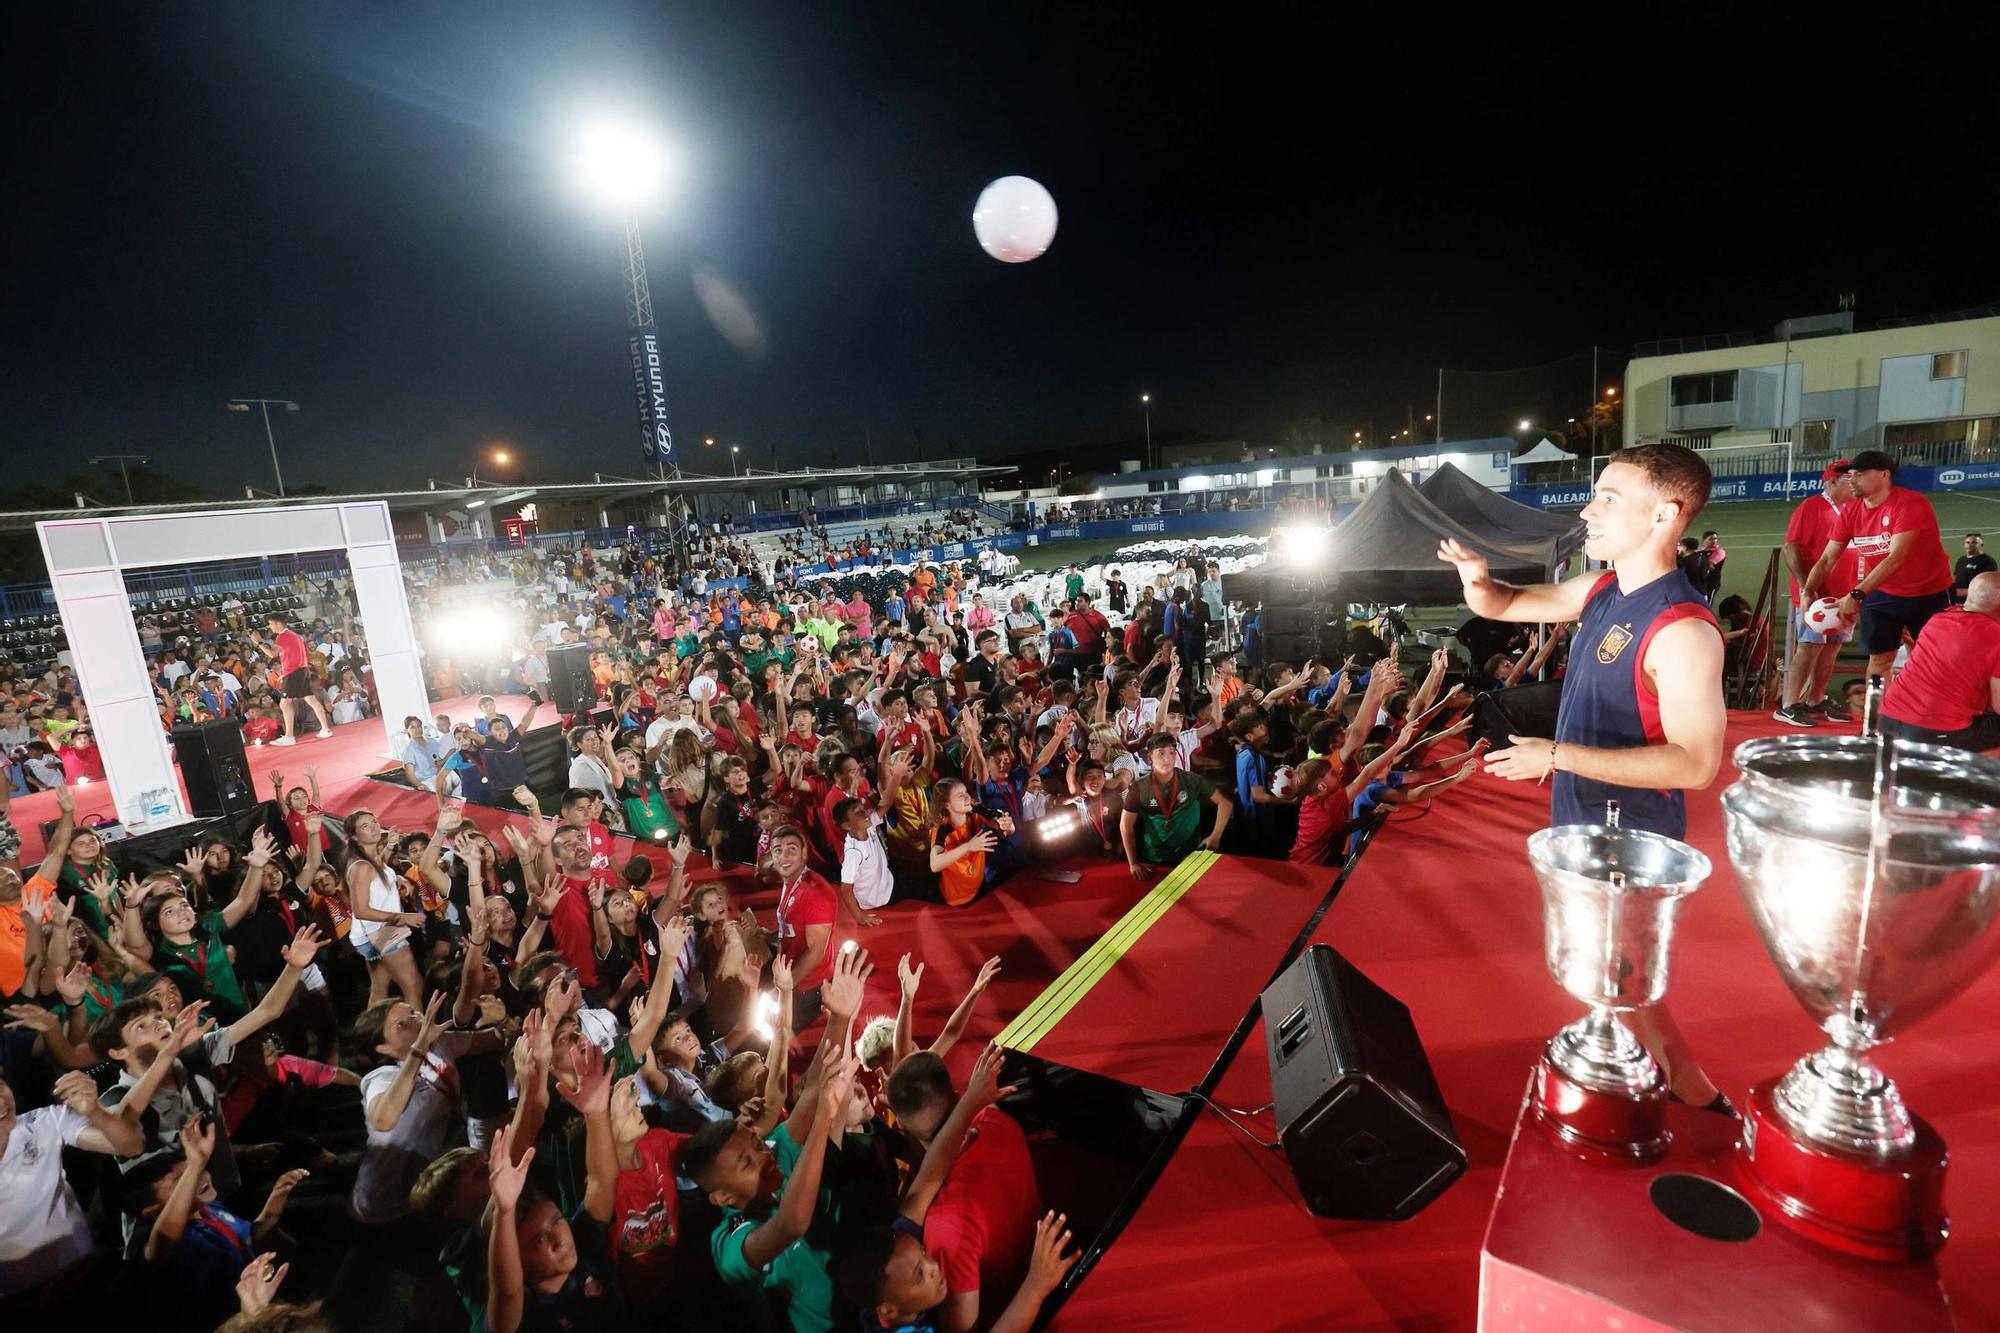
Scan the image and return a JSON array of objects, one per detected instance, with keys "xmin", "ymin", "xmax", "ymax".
[
  {"xmin": 1062, "ymin": 594, "xmax": 1110, "ymax": 659},
  {"xmin": 770, "ymin": 824, "xmax": 838, "ymax": 1023},
  {"xmin": 262, "ymin": 612, "xmax": 332, "ymax": 744},
  {"xmin": 545, "ymin": 824, "xmax": 604, "ymax": 989},
  {"xmin": 1776, "ymin": 461, "xmax": 1859, "ymax": 725},
  {"xmin": 1804, "ymin": 450, "xmax": 1954, "ymax": 680},
  {"xmin": 1881, "ymin": 573, "xmax": 2000, "ymax": 752},
  {"xmin": 884, "ymin": 1052, "xmax": 1042, "ymax": 1333}
]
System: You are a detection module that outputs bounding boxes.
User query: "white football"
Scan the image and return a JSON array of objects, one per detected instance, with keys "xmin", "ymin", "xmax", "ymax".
[
  {"xmin": 1270, "ymin": 765, "xmax": 1294, "ymax": 799},
  {"xmin": 1804, "ymin": 597, "xmax": 1853, "ymax": 635},
  {"xmin": 688, "ymin": 675, "xmax": 718, "ymax": 703}
]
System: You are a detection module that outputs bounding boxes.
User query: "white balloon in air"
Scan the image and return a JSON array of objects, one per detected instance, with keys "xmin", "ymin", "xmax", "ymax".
[{"xmin": 973, "ymin": 176, "xmax": 1058, "ymax": 263}]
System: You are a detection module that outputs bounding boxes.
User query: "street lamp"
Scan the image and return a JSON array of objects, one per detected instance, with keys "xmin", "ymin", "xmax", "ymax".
[
  {"xmin": 471, "ymin": 446, "xmax": 515, "ymax": 486},
  {"xmin": 1140, "ymin": 393, "xmax": 1153, "ymax": 469},
  {"xmin": 730, "ymin": 444, "xmax": 740, "ymax": 477},
  {"xmin": 227, "ymin": 399, "xmax": 299, "ymax": 496},
  {"xmin": 1604, "ymin": 385, "xmax": 1618, "ymax": 398},
  {"xmin": 1518, "ymin": 419, "xmax": 1533, "ymax": 432},
  {"xmin": 88, "ymin": 454, "xmax": 150, "ymax": 504}
]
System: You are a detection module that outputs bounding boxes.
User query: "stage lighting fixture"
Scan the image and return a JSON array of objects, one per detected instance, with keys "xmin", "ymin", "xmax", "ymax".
[
  {"xmin": 1033, "ymin": 809, "xmax": 1083, "ymax": 843},
  {"xmin": 1276, "ymin": 523, "xmax": 1332, "ymax": 569}
]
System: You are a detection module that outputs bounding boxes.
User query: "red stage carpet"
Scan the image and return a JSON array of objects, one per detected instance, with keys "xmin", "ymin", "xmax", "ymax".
[
  {"xmin": 1052, "ymin": 712, "xmax": 2000, "ymax": 1330},
  {"xmin": 25, "ymin": 705, "xmax": 2000, "ymax": 1328}
]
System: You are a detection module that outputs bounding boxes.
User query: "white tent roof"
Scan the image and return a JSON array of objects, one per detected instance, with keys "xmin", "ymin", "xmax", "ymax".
[{"xmin": 1513, "ymin": 438, "xmax": 1578, "ymax": 464}]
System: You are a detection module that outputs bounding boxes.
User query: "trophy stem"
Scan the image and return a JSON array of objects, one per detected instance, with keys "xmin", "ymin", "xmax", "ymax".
[
  {"xmin": 1771, "ymin": 1040, "xmax": 1915, "ymax": 1158},
  {"xmin": 1548, "ymin": 1007, "xmax": 1656, "ymax": 1097}
]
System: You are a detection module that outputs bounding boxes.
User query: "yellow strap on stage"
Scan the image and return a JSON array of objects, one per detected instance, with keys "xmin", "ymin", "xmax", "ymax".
[{"xmin": 996, "ymin": 850, "xmax": 1219, "ymax": 1053}]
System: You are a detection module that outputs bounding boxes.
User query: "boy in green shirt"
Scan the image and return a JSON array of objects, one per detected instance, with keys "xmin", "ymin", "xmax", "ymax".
[
  {"xmin": 1121, "ymin": 733, "xmax": 1233, "ymax": 876},
  {"xmin": 684, "ymin": 951, "xmax": 870, "ymax": 1332}
]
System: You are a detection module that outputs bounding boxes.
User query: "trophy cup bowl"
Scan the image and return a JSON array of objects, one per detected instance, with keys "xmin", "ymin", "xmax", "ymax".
[
  {"xmin": 1527, "ymin": 824, "xmax": 1711, "ymax": 1160},
  {"xmin": 1723, "ymin": 733, "xmax": 2000, "ymax": 1259}
]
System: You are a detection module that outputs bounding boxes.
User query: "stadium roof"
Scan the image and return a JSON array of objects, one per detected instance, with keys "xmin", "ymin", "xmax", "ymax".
[
  {"xmin": 1105, "ymin": 436, "xmax": 1523, "ymax": 485},
  {"xmin": 0, "ymin": 460, "xmax": 1016, "ymax": 533}
]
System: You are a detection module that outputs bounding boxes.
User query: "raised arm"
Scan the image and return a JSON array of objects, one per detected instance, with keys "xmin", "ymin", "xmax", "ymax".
[
  {"xmin": 900, "ymin": 1045, "xmax": 1012, "ymax": 1223},
  {"xmin": 931, "ymin": 956, "xmax": 1001, "ymax": 1058},
  {"xmin": 1437, "ymin": 538, "xmax": 1595, "ymax": 624},
  {"xmin": 221, "ymin": 827, "xmax": 279, "ymax": 930},
  {"xmin": 739, "ymin": 1051, "xmax": 856, "ymax": 1271},
  {"xmin": 145, "ymin": 1119, "xmax": 217, "ymax": 1262}
]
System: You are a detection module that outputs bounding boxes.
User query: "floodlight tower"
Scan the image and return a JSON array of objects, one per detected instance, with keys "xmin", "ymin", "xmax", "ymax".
[{"xmin": 570, "ymin": 114, "xmax": 689, "ymax": 563}]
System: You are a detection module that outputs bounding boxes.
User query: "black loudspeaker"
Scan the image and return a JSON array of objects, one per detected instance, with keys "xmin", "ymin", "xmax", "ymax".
[
  {"xmin": 520, "ymin": 723, "xmax": 569, "ymax": 800},
  {"xmin": 172, "ymin": 721, "xmax": 258, "ymax": 820},
  {"xmin": 546, "ymin": 644, "xmax": 596, "ymax": 714},
  {"xmin": 1472, "ymin": 679, "xmax": 1563, "ymax": 747},
  {"xmin": 1262, "ymin": 944, "xmax": 1465, "ymax": 1220}
]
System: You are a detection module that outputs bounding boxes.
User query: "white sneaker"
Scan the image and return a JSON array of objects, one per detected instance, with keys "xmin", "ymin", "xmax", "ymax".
[
  {"xmin": 271, "ymin": 735, "xmax": 297, "ymax": 746},
  {"xmin": 316, "ymin": 729, "xmax": 333, "ymax": 739}
]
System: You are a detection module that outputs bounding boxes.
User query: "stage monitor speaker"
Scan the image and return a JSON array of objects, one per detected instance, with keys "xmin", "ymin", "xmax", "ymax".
[
  {"xmin": 546, "ymin": 644, "xmax": 596, "ymax": 714},
  {"xmin": 172, "ymin": 721, "xmax": 259, "ymax": 820},
  {"xmin": 1472, "ymin": 679, "xmax": 1562, "ymax": 748},
  {"xmin": 1263, "ymin": 944, "xmax": 1465, "ymax": 1220}
]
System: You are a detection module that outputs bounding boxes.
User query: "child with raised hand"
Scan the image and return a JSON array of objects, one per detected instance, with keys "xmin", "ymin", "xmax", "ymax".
[
  {"xmin": 138, "ymin": 1117, "xmax": 310, "ymax": 1332},
  {"xmin": 838, "ymin": 1047, "xmax": 1081, "ymax": 1333}
]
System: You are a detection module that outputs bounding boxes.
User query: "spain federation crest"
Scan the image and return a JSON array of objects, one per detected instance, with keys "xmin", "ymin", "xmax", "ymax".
[{"xmin": 1596, "ymin": 623, "xmax": 1634, "ymax": 664}]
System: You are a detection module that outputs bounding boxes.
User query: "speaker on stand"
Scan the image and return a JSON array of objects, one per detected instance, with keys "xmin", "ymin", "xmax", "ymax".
[
  {"xmin": 546, "ymin": 643, "xmax": 597, "ymax": 716},
  {"xmin": 1262, "ymin": 943, "xmax": 1466, "ymax": 1219},
  {"xmin": 171, "ymin": 721, "xmax": 259, "ymax": 820}
]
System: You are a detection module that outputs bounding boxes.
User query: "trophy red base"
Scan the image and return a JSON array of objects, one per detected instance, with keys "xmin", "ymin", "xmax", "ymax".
[
  {"xmin": 1734, "ymin": 1079, "xmax": 1950, "ymax": 1262},
  {"xmin": 1481, "ymin": 1073, "xmax": 1951, "ymax": 1332},
  {"xmin": 1533, "ymin": 1054, "xmax": 1669, "ymax": 1162}
]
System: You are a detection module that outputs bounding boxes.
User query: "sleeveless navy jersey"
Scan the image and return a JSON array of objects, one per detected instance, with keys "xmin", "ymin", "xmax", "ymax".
[{"xmin": 1552, "ymin": 568, "xmax": 1718, "ymax": 838}]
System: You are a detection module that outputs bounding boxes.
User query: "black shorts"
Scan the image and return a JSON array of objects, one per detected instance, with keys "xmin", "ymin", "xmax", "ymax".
[
  {"xmin": 1856, "ymin": 589, "xmax": 1949, "ymax": 656},
  {"xmin": 282, "ymin": 668, "xmax": 314, "ymax": 700}
]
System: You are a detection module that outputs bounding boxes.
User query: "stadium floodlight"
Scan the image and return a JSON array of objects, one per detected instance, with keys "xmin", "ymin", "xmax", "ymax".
[
  {"xmin": 1276, "ymin": 523, "xmax": 1332, "ymax": 569},
  {"xmin": 570, "ymin": 114, "xmax": 679, "ymax": 213}
]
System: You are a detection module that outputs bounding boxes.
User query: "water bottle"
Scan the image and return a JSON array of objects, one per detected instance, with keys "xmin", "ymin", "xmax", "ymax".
[{"xmin": 147, "ymin": 787, "xmax": 174, "ymax": 822}]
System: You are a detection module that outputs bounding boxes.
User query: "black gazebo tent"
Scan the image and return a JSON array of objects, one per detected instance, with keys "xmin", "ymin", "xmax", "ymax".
[
  {"xmin": 1319, "ymin": 468, "xmax": 1579, "ymax": 603},
  {"xmin": 1418, "ymin": 462, "xmax": 1586, "ymax": 565}
]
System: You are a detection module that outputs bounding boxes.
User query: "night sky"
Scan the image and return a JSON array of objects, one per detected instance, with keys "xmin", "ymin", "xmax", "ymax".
[{"xmin": 7, "ymin": 6, "xmax": 1997, "ymax": 495}]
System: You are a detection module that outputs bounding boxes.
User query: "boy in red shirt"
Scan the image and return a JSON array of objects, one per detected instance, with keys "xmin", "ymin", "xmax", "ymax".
[{"xmin": 1803, "ymin": 450, "xmax": 1955, "ymax": 680}]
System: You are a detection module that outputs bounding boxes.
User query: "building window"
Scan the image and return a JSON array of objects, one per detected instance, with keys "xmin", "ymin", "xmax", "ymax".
[
  {"xmin": 1801, "ymin": 419, "xmax": 1835, "ymax": 453},
  {"xmin": 1933, "ymin": 350, "xmax": 1966, "ymax": 380},
  {"xmin": 1669, "ymin": 370, "xmax": 1739, "ymax": 407}
]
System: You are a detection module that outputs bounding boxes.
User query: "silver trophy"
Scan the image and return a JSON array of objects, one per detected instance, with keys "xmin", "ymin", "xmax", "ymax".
[
  {"xmin": 1722, "ymin": 718, "xmax": 2000, "ymax": 1258},
  {"xmin": 1526, "ymin": 806, "xmax": 1712, "ymax": 1159}
]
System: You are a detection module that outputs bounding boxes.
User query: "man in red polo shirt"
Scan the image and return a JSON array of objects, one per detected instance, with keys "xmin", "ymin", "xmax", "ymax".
[
  {"xmin": 884, "ymin": 1051, "xmax": 1042, "ymax": 1333},
  {"xmin": 1803, "ymin": 450, "xmax": 1954, "ymax": 681},
  {"xmin": 1776, "ymin": 461, "xmax": 1858, "ymax": 726},
  {"xmin": 1881, "ymin": 572, "xmax": 2000, "ymax": 752},
  {"xmin": 261, "ymin": 612, "xmax": 332, "ymax": 745}
]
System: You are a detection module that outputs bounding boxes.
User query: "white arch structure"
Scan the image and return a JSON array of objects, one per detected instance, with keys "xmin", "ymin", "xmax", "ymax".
[{"xmin": 36, "ymin": 502, "xmax": 427, "ymax": 830}]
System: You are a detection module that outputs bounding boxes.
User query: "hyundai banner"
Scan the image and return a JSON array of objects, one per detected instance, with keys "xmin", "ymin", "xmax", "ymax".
[{"xmin": 629, "ymin": 326, "xmax": 673, "ymax": 466}]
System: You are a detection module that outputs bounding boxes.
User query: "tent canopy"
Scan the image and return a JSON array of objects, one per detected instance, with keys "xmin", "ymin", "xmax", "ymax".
[
  {"xmin": 1513, "ymin": 438, "xmax": 1577, "ymax": 464},
  {"xmin": 1321, "ymin": 469, "xmax": 1560, "ymax": 603},
  {"xmin": 1419, "ymin": 462, "xmax": 1586, "ymax": 565}
]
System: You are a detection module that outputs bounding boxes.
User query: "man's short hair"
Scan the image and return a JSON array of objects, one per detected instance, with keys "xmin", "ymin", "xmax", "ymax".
[
  {"xmin": 1142, "ymin": 731, "xmax": 1180, "ymax": 755},
  {"xmin": 560, "ymin": 787, "xmax": 596, "ymax": 811},
  {"xmin": 885, "ymin": 1051, "xmax": 954, "ymax": 1126},
  {"xmin": 266, "ymin": 612, "xmax": 289, "ymax": 626},
  {"xmin": 1849, "ymin": 449, "xmax": 1896, "ymax": 473},
  {"xmin": 1608, "ymin": 442, "xmax": 1713, "ymax": 522},
  {"xmin": 768, "ymin": 823, "xmax": 808, "ymax": 850},
  {"xmin": 832, "ymin": 797, "xmax": 864, "ymax": 827}
]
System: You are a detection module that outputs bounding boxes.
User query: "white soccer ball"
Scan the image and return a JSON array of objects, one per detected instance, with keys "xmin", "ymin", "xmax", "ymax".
[
  {"xmin": 1804, "ymin": 597, "xmax": 1853, "ymax": 635},
  {"xmin": 972, "ymin": 176, "xmax": 1058, "ymax": 263},
  {"xmin": 1270, "ymin": 765, "xmax": 1294, "ymax": 799},
  {"xmin": 688, "ymin": 675, "xmax": 718, "ymax": 703}
]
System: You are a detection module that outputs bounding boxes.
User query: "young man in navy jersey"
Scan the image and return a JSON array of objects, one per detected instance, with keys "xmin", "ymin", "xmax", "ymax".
[{"xmin": 1439, "ymin": 441, "xmax": 1727, "ymax": 1107}]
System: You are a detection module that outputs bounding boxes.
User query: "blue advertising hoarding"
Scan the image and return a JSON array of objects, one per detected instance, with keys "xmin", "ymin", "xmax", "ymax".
[
  {"xmin": 629, "ymin": 325, "xmax": 673, "ymax": 466},
  {"xmin": 1510, "ymin": 461, "xmax": 2000, "ymax": 510}
]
